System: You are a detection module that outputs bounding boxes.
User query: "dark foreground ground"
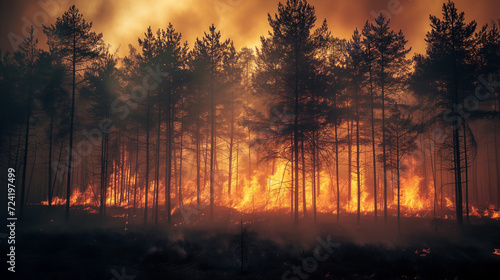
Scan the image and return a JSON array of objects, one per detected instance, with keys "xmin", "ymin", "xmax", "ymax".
[{"xmin": 1, "ymin": 205, "xmax": 500, "ymax": 280}]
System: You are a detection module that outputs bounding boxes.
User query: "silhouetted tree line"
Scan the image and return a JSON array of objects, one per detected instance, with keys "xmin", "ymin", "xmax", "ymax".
[{"xmin": 0, "ymin": 0, "xmax": 499, "ymax": 227}]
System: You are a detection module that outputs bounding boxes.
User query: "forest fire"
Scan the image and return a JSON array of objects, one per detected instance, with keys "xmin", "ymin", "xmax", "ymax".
[
  {"xmin": 2, "ymin": 0, "xmax": 500, "ymax": 279},
  {"xmin": 40, "ymin": 150, "xmax": 499, "ymax": 221}
]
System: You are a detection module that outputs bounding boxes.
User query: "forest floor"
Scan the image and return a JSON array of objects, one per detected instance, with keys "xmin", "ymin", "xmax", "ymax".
[{"xmin": 2, "ymin": 205, "xmax": 500, "ymax": 280}]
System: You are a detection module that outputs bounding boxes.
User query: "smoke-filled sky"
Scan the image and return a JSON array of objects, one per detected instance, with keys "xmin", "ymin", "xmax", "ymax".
[{"xmin": 1, "ymin": 0, "xmax": 499, "ymax": 56}]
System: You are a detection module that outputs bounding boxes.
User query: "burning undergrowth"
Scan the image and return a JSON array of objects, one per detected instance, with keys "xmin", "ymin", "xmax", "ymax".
[{"xmin": 5, "ymin": 205, "xmax": 500, "ymax": 280}]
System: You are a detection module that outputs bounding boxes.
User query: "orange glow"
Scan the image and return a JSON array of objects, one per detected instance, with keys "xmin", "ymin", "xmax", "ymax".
[
  {"xmin": 24, "ymin": 0, "xmax": 498, "ymax": 58},
  {"xmin": 39, "ymin": 145, "xmax": 499, "ymax": 221},
  {"xmin": 471, "ymin": 205, "xmax": 500, "ymax": 219}
]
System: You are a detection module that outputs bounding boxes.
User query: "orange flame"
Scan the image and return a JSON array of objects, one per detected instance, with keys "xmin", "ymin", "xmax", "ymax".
[{"xmin": 38, "ymin": 144, "xmax": 498, "ymax": 221}]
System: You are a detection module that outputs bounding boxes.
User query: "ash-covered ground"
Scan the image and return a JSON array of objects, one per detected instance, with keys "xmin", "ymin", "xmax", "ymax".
[{"xmin": 2, "ymin": 205, "xmax": 500, "ymax": 280}]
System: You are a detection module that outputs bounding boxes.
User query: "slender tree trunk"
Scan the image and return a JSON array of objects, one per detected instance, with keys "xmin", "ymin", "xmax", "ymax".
[
  {"xmin": 228, "ymin": 91, "xmax": 234, "ymax": 199},
  {"xmin": 452, "ymin": 114, "xmax": 463, "ymax": 225},
  {"xmin": 369, "ymin": 45, "xmax": 378, "ymax": 221},
  {"xmin": 356, "ymin": 90, "xmax": 361, "ymax": 225},
  {"xmin": 463, "ymin": 123, "xmax": 469, "ymax": 223},
  {"xmin": 104, "ymin": 120, "xmax": 109, "ymax": 215},
  {"xmin": 65, "ymin": 27, "xmax": 77, "ymax": 221},
  {"xmin": 294, "ymin": 71, "xmax": 299, "ymax": 226},
  {"xmin": 174, "ymin": 147, "xmax": 179, "ymax": 199},
  {"xmin": 495, "ymin": 97, "xmax": 500, "ymax": 207},
  {"xmin": 196, "ymin": 90, "xmax": 201, "ymax": 211},
  {"xmin": 204, "ymin": 122, "xmax": 209, "ymax": 190},
  {"xmin": 209, "ymin": 35, "xmax": 216, "ymax": 221},
  {"xmin": 248, "ymin": 127, "xmax": 251, "ymax": 187},
  {"xmin": 348, "ymin": 121, "xmax": 352, "ymax": 208},
  {"xmin": 173, "ymin": 145, "xmax": 178, "ymax": 200},
  {"xmin": 312, "ymin": 122, "xmax": 317, "ymax": 223},
  {"xmin": 179, "ymin": 117, "xmax": 184, "ymax": 208},
  {"xmin": 144, "ymin": 87, "xmax": 150, "ymax": 223},
  {"xmin": 381, "ymin": 59, "xmax": 388, "ymax": 222},
  {"xmin": 236, "ymin": 142, "xmax": 239, "ymax": 193},
  {"xmin": 127, "ymin": 142, "xmax": 131, "ymax": 207},
  {"xmin": 431, "ymin": 132, "xmax": 437, "ymax": 217},
  {"xmin": 15, "ymin": 127, "xmax": 22, "ymax": 172},
  {"xmin": 114, "ymin": 161, "xmax": 117, "ymax": 206},
  {"xmin": 334, "ymin": 99, "xmax": 340, "ymax": 223},
  {"xmin": 121, "ymin": 135, "xmax": 125, "ymax": 205},
  {"xmin": 166, "ymin": 86, "xmax": 172, "ymax": 224},
  {"xmin": 48, "ymin": 116, "xmax": 54, "ymax": 207},
  {"xmin": 452, "ymin": 25, "xmax": 463, "ymax": 227},
  {"xmin": 25, "ymin": 141, "xmax": 38, "ymax": 205},
  {"xmin": 487, "ymin": 143, "xmax": 493, "ymax": 202},
  {"xmin": 133, "ymin": 127, "xmax": 138, "ymax": 213},
  {"xmin": 290, "ymin": 134, "xmax": 294, "ymax": 220},
  {"xmin": 155, "ymin": 101, "xmax": 161, "ymax": 225},
  {"xmin": 397, "ymin": 131, "xmax": 401, "ymax": 235},
  {"xmin": 100, "ymin": 113, "xmax": 106, "ymax": 217},
  {"xmin": 473, "ymin": 145, "xmax": 478, "ymax": 206},
  {"xmin": 301, "ymin": 137, "xmax": 306, "ymax": 217},
  {"xmin": 421, "ymin": 113, "xmax": 427, "ymax": 194},
  {"xmin": 440, "ymin": 153, "xmax": 443, "ymax": 214}
]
